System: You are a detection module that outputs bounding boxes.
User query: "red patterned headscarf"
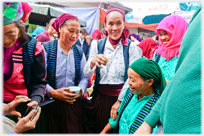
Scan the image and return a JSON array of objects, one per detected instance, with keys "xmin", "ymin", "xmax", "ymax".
[
  {"xmin": 104, "ymin": 8, "xmax": 129, "ymax": 45},
  {"xmin": 137, "ymin": 38, "xmax": 158, "ymax": 60},
  {"xmin": 91, "ymin": 29, "xmax": 102, "ymax": 40},
  {"xmin": 52, "ymin": 13, "xmax": 79, "ymax": 38}
]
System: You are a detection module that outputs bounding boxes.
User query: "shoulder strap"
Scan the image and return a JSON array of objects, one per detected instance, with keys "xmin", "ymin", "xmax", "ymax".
[
  {"xmin": 155, "ymin": 53, "xmax": 161, "ymax": 63},
  {"xmin": 72, "ymin": 44, "xmax": 83, "ymax": 86},
  {"xmin": 42, "ymin": 40, "xmax": 57, "ymax": 89},
  {"xmin": 23, "ymin": 36, "xmax": 37, "ymax": 96},
  {"xmin": 123, "ymin": 39, "xmax": 131, "ymax": 82}
]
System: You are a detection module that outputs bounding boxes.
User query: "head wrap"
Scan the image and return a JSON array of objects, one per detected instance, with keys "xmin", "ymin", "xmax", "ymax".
[
  {"xmin": 137, "ymin": 38, "xmax": 158, "ymax": 60},
  {"xmin": 129, "ymin": 58, "xmax": 166, "ymax": 95},
  {"xmin": 52, "ymin": 13, "xmax": 79, "ymax": 38},
  {"xmin": 21, "ymin": 2, "xmax": 33, "ymax": 23},
  {"xmin": 3, "ymin": 2, "xmax": 23, "ymax": 25},
  {"xmin": 129, "ymin": 33, "xmax": 142, "ymax": 42},
  {"xmin": 91, "ymin": 29, "xmax": 102, "ymax": 40},
  {"xmin": 31, "ymin": 27, "xmax": 45, "ymax": 37},
  {"xmin": 104, "ymin": 8, "xmax": 129, "ymax": 45},
  {"xmin": 156, "ymin": 15, "xmax": 188, "ymax": 60}
]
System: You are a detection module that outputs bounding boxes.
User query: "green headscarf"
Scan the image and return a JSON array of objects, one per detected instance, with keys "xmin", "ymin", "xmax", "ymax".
[
  {"xmin": 129, "ymin": 58, "xmax": 166, "ymax": 95},
  {"xmin": 3, "ymin": 2, "xmax": 23, "ymax": 25}
]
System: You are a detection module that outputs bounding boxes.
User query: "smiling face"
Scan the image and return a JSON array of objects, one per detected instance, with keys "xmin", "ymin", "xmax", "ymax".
[
  {"xmin": 127, "ymin": 68, "xmax": 149, "ymax": 94},
  {"xmin": 104, "ymin": 11, "xmax": 125, "ymax": 40},
  {"xmin": 158, "ymin": 30, "xmax": 171, "ymax": 45},
  {"xmin": 3, "ymin": 23, "xmax": 20, "ymax": 48},
  {"xmin": 59, "ymin": 19, "xmax": 80, "ymax": 46}
]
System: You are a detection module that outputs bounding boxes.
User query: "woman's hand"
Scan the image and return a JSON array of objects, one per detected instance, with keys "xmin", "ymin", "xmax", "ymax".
[
  {"xmin": 12, "ymin": 107, "xmax": 41, "ymax": 134},
  {"xmin": 73, "ymin": 88, "xmax": 84, "ymax": 99},
  {"xmin": 49, "ymin": 88, "xmax": 77, "ymax": 104},
  {"xmin": 3, "ymin": 95, "xmax": 31, "ymax": 117},
  {"xmin": 110, "ymin": 100, "xmax": 121, "ymax": 120},
  {"xmin": 90, "ymin": 54, "xmax": 108, "ymax": 69},
  {"xmin": 27, "ymin": 101, "xmax": 38, "ymax": 108}
]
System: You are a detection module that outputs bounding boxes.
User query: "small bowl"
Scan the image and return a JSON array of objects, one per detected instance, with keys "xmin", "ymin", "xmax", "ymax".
[{"xmin": 68, "ymin": 86, "xmax": 81, "ymax": 94}]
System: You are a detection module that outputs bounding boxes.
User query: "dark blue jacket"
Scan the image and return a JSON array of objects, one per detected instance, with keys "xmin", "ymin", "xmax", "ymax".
[{"xmin": 75, "ymin": 38, "xmax": 89, "ymax": 60}]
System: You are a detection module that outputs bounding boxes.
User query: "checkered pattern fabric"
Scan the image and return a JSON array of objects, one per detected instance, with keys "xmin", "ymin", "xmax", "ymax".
[{"xmin": 3, "ymin": 2, "xmax": 23, "ymax": 25}]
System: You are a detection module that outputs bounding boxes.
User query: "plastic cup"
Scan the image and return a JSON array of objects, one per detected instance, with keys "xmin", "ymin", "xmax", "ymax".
[{"xmin": 68, "ymin": 86, "xmax": 81, "ymax": 94}]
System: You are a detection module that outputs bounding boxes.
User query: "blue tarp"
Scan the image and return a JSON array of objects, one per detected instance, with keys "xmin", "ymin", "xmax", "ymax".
[{"xmin": 57, "ymin": 7, "xmax": 99, "ymax": 35}]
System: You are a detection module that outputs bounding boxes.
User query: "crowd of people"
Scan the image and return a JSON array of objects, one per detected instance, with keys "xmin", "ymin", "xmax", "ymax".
[{"xmin": 3, "ymin": 2, "xmax": 201, "ymax": 134}]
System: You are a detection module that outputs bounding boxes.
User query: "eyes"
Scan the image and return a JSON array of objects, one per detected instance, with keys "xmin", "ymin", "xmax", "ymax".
[
  {"xmin": 108, "ymin": 21, "xmax": 122, "ymax": 26},
  {"xmin": 67, "ymin": 29, "xmax": 80, "ymax": 35}
]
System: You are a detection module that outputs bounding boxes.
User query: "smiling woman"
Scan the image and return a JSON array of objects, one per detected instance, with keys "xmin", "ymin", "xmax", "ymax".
[
  {"xmin": 100, "ymin": 58, "xmax": 166, "ymax": 134},
  {"xmin": 3, "ymin": 2, "xmax": 47, "ymax": 133}
]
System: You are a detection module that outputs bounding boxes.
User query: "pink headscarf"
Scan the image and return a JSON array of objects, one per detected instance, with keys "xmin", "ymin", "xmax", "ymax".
[
  {"xmin": 137, "ymin": 38, "xmax": 158, "ymax": 60},
  {"xmin": 21, "ymin": 2, "xmax": 33, "ymax": 23},
  {"xmin": 156, "ymin": 15, "xmax": 188, "ymax": 60},
  {"xmin": 104, "ymin": 8, "xmax": 129, "ymax": 45},
  {"xmin": 52, "ymin": 13, "xmax": 79, "ymax": 38},
  {"xmin": 91, "ymin": 29, "xmax": 102, "ymax": 40}
]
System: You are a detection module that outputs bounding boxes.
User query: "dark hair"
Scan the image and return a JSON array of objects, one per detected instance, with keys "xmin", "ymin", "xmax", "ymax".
[
  {"xmin": 105, "ymin": 11, "xmax": 125, "ymax": 24},
  {"xmin": 14, "ymin": 20, "xmax": 28, "ymax": 43},
  {"xmin": 80, "ymin": 27, "xmax": 88, "ymax": 34},
  {"xmin": 156, "ymin": 35, "xmax": 159, "ymax": 40},
  {"xmin": 140, "ymin": 75, "xmax": 149, "ymax": 81}
]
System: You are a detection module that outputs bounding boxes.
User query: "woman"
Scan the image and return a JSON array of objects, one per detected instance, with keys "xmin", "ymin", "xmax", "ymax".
[
  {"xmin": 41, "ymin": 13, "xmax": 89, "ymax": 133},
  {"xmin": 153, "ymin": 15, "xmax": 188, "ymax": 81},
  {"xmin": 137, "ymin": 38, "xmax": 158, "ymax": 60},
  {"xmin": 135, "ymin": 6, "xmax": 201, "ymax": 134},
  {"xmin": 3, "ymin": 2, "xmax": 47, "ymax": 133},
  {"xmin": 36, "ymin": 18, "xmax": 57, "ymax": 42},
  {"xmin": 83, "ymin": 8, "xmax": 142, "ymax": 133},
  {"xmin": 100, "ymin": 58, "xmax": 166, "ymax": 134}
]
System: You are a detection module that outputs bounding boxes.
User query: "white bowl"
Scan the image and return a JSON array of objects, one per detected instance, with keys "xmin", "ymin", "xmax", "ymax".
[{"xmin": 68, "ymin": 86, "xmax": 81, "ymax": 94}]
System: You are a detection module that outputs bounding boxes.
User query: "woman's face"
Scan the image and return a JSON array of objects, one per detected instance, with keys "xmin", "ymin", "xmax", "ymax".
[
  {"xmin": 59, "ymin": 20, "xmax": 80, "ymax": 46},
  {"xmin": 104, "ymin": 11, "xmax": 125, "ymax": 40},
  {"xmin": 128, "ymin": 68, "xmax": 148, "ymax": 94},
  {"xmin": 3, "ymin": 23, "xmax": 20, "ymax": 48},
  {"xmin": 158, "ymin": 30, "xmax": 170, "ymax": 45}
]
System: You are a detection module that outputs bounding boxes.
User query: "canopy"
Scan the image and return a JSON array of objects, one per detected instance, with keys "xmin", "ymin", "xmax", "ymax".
[{"xmin": 28, "ymin": 4, "xmax": 86, "ymax": 27}]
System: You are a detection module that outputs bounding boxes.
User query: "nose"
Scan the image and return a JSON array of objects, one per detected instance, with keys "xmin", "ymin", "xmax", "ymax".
[
  {"xmin": 160, "ymin": 35, "xmax": 165, "ymax": 40},
  {"xmin": 128, "ymin": 79, "xmax": 131, "ymax": 86},
  {"xmin": 3, "ymin": 35, "xmax": 10, "ymax": 45},
  {"xmin": 112, "ymin": 24, "xmax": 117, "ymax": 30}
]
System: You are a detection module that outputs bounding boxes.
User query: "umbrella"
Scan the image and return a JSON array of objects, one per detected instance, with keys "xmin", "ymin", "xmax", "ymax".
[{"xmin": 28, "ymin": 4, "xmax": 86, "ymax": 27}]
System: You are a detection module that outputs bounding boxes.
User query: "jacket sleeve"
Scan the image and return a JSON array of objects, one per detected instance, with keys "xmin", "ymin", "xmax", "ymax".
[{"xmin": 30, "ymin": 42, "xmax": 47, "ymax": 104}]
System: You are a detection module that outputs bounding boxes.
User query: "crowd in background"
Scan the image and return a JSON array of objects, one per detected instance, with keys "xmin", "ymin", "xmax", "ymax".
[{"xmin": 3, "ymin": 2, "xmax": 201, "ymax": 134}]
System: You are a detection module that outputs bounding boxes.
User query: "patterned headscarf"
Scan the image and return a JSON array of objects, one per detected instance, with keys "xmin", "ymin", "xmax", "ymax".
[
  {"xmin": 137, "ymin": 38, "xmax": 158, "ymax": 60},
  {"xmin": 21, "ymin": 2, "xmax": 33, "ymax": 23},
  {"xmin": 156, "ymin": 15, "xmax": 188, "ymax": 60},
  {"xmin": 3, "ymin": 2, "xmax": 23, "ymax": 25},
  {"xmin": 104, "ymin": 8, "xmax": 130, "ymax": 45},
  {"xmin": 91, "ymin": 29, "xmax": 102, "ymax": 40},
  {"xmin": 52, "ymin": 13, "xmax": 79, "ymax": 38},
  {"xmin": 129, "ymin": 58, "xmax": 166, "ymax": 95}
]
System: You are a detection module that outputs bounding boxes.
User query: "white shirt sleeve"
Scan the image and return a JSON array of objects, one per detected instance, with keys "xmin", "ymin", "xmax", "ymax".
[
  {"xmin": 83, "ymin": 40, "xmax": 98, "ymax": 77},
  {"xmin": 118, "ymin": 41, "xmax": 142, "ymax": 101}
]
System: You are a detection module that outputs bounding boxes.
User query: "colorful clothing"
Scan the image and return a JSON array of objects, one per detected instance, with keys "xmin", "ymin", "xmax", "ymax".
[
  {"xmin": 21, "ymin": 2, "xmax": 33, "ymax": 23},
  {"xmin": 109, "ymin": 88, "xmax": 159, "ymax": 134},
  {"xmin": 145, "ymin": 6, "xmax": 201, "ymax": 134},
  {"xmin": 153, "ymin": 54, "xmax": 178, "ymax": 81},
  {"xmin": 31, "ymin": 27, "xmax": 45, "ymax": 37}
]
